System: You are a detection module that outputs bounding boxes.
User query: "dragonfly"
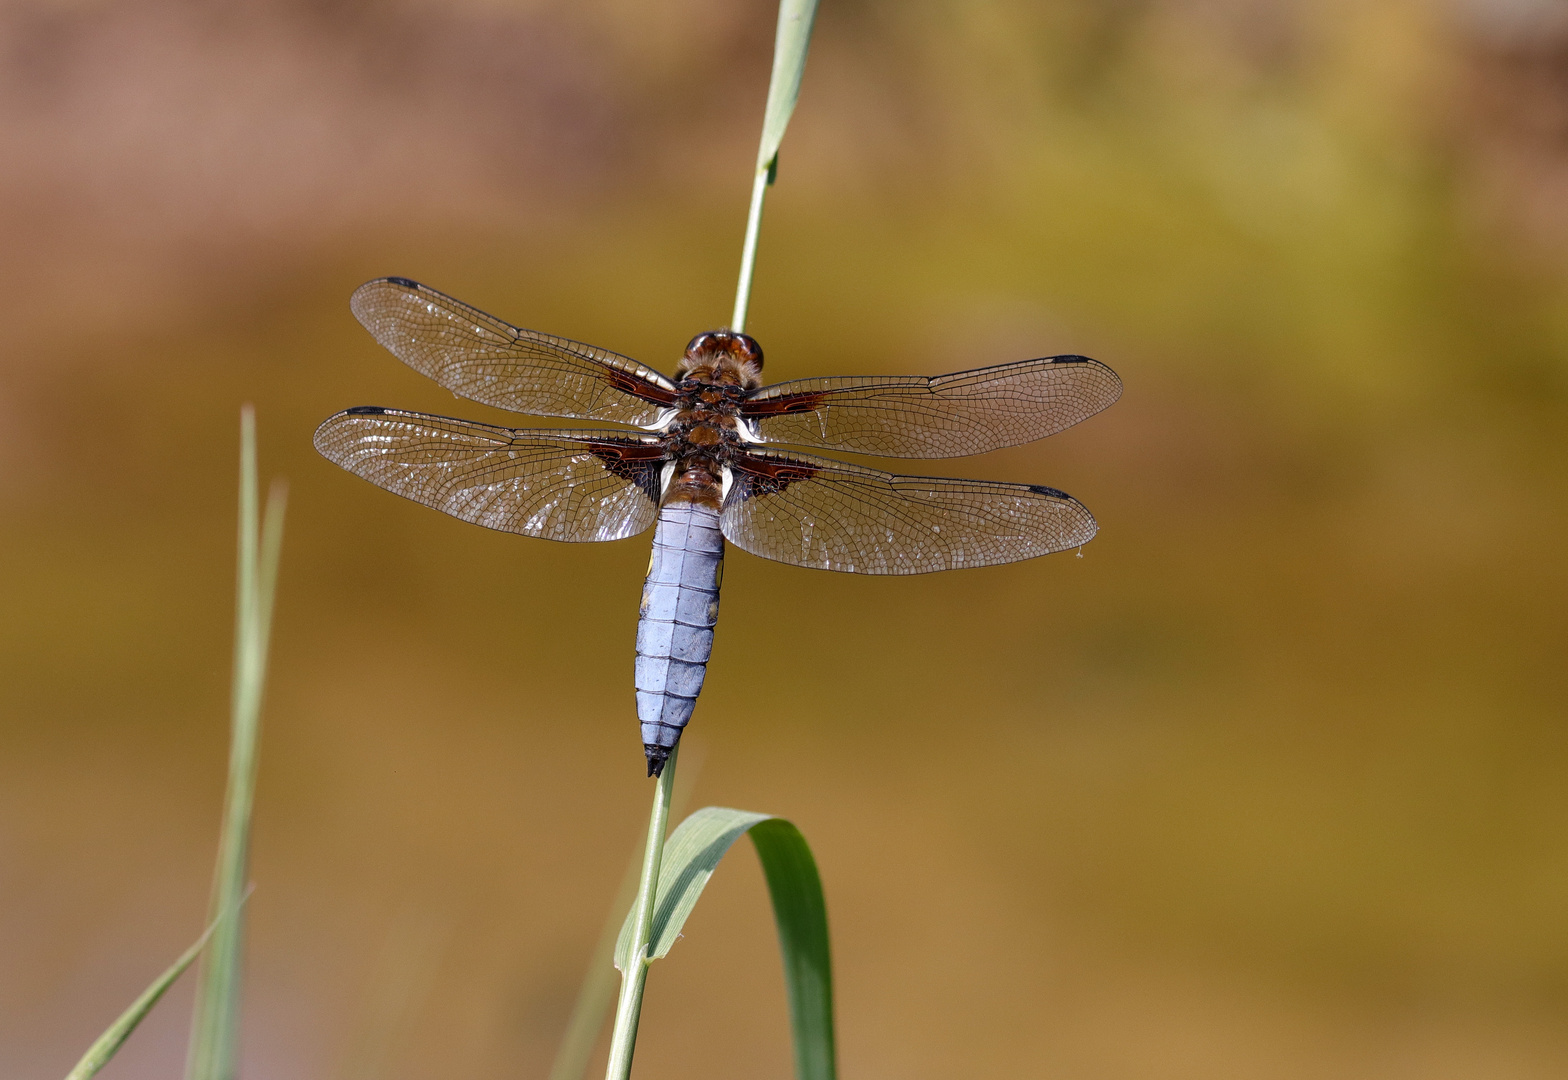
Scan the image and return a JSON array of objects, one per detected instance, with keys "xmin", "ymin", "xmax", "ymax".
[{"xmin": 315, "ymin": 277, "xmax": 1122, "ymax": 775}]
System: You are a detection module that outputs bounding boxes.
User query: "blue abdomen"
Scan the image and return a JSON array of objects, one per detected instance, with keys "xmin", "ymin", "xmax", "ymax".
[{"xmin": 635, "ymin": 501, "xmax": 723, "ymax": 774}]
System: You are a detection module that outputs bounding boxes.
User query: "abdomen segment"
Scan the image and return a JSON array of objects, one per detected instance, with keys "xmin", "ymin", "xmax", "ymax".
[{"xmin": 635, "ymin": 501, "xmax": 723, "ymax": 775}]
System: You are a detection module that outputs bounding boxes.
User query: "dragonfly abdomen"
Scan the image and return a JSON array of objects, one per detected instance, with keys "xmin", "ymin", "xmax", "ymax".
[{"xmin": 635, "ymin": 501, "xmax": 724, "ymax": 776}]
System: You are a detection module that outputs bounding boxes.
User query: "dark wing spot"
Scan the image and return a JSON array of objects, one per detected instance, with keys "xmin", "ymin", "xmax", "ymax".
[
  {"xmin": 584, "ymin": 439, "xmax": 670, "ymax": 504},
  {"xmin": 731, "ymin": 452, "xmax": 820, "ymax": 498},
  {"xmin": 739, "ymin": 391, "xmax": 828, "ymax": 418},
  {"xmin": 1027, "ymin": 484, "xmax": 1071, "ymax": 498},
  {"xmin": 383, "ymin": 276, "xmax": 421, "ymax": 289},
  {"xmin": 345, "ymin": 405, "xmax": 389, "ymax": 415},
  {"xmin": 603, "ymin": 365, "xmax": 679, "ymax": 406}
]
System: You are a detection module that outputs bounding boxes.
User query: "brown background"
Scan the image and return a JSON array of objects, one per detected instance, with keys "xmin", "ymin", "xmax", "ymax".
[{"xmin": 3, "ymin": 1, "xmax": 1566, "ymax": 1077}]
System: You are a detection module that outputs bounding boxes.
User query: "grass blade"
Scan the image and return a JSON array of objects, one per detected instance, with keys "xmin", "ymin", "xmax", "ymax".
[
  {"xmin": 184, "ymin": 407, "xmax": 287, "ymax": 1080},
  {"xmin": 750, "ymin": 819, "xmax": 834, "ymax": 1080},
  {"xmin": 613, "ymin": 807, "xmax": 766, "ymax": 968},
  {"xmin": 62, "ymin": 919, "xmax": 221, "ymax": 1080},
  {"xmin": 756, "ymin": 0, "xmax": 820, "ymax": 175},
  {"xmin": 732, "ymin": 0, "xmax": 822, "ymax": 332},
  {"xmin": 614, "ymin": 806, "xmax": 836, "ymax": 1080}
]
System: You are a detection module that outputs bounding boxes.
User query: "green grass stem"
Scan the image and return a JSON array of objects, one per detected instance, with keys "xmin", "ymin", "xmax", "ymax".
[
  {"xmin": 602, "ymin": 743, "xmax": 679, "ymax": 1080},
  {"xmin": 731, "ymin": 169, "xmax": 771, "ymax": 334},
  {"xmin": 184, "ymin": 406, "xmax": 287, "ymax": 1080}
]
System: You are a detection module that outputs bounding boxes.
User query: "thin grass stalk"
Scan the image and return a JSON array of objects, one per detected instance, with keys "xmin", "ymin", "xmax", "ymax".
[
  {"xmin": 184, "ymin": 407, "xmax": 287, "ymax": 1080},
  {"xmin": 602, "ymin": 743, "xmax": 679, "ymax": 1080},
  {"xmin": 731, "ymin": 169, "xmax": 771, "ymax": 334}
]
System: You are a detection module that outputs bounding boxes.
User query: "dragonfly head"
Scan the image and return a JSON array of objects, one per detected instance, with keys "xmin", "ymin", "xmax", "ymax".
[{"xmin": 677, "ymin": 330, "xmax": 764, "ymax": 389}]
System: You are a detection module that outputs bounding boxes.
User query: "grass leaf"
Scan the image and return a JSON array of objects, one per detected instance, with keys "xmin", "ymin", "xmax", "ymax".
[
  {"xmin": 749, "ymin": 819, "xmax": 834, "ymax": 1080},
  {"xmin": 62, "ymin": 919, "xmax": 221, "ymax": 1080},
  {"xmin": 756, "ymin": 0, "xmax": 821, "ymax": 176},
  {"xmin": 615, "ymin": 807, "xmax": 836, "ymax": 1080},
  {"xmin": 184, "ymin": 407, "xmax": 287, "ymax": 1080}
]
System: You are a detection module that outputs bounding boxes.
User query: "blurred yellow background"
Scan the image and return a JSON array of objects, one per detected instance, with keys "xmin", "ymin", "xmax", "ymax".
[{"xmin": 3, "ymin": 0, "xmax": 1566, "ymax": 1077}]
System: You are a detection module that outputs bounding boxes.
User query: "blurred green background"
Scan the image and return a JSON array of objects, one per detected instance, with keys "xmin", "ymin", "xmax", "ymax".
[{"xmin": 3, "ymin": 0, "xmax": 1566, "ymax": 1077}]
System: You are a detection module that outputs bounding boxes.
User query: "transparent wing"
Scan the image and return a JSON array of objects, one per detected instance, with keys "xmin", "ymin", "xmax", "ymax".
[
  {"xmin": 721, "ymin": 448, "xmax": 1097, "ymax": 574},
  {"xmin": 314, "ymin": 407, "xmax": 669, "ymax": 542},
  {"xmin": 351, "ymin": 278, "xmax": 679, "ymax": 426},
  {"xmin": 740, "ymin": 355, "xmax": 1121, "ymax": 458}
]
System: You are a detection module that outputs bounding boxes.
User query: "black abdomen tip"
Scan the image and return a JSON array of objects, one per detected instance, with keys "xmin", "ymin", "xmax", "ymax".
[{"xmin": 644, "ymin": 744, "xmax": 671, "ymax": 777}]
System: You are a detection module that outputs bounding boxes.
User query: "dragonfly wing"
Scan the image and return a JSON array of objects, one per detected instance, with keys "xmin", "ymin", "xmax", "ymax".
[
  {"xmin": 314, "ymin": 407, "xmax": 669, "ymax": 542},
  {"xmin": 721, "ymin": 448, "xmax": 1096, "ymax": 574},
  {"xmin": 740, "ymin": 355, "xmax": 1121, "ymax": 458},
  {"xmin": 351, "ymin": 278, "xmax": 679, "ymax": 426}
]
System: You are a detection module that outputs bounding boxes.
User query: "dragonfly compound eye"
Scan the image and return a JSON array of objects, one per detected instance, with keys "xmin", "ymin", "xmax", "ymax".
[
  {"xmin": 684, "ymin": 332, "xmax": 717, "ymax": 358},
  {"xmin": 731, "ymin": 333, "xmax": 763, "ymax": 370}
]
